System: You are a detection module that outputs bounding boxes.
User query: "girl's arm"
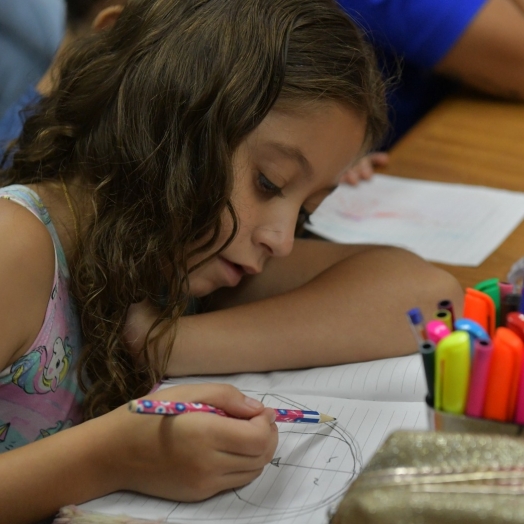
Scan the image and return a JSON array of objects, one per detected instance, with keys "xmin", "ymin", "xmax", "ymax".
[
  {"xmin": 0, "ymin": 199, "xmax": 56, "ymax": 369},
  {"xmin": 157, "ymin": 240, "xmax": 463, "ymax": 376},
  {"xmin": 434, "ymin": 0, "xmax": 524, "ymax": 100},
  {"xmin": 1, "ymin": 383, "xmax": 277, "ymax": 523}
]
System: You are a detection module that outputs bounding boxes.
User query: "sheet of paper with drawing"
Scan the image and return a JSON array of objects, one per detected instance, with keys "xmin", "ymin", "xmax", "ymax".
[
  {"xmin": 79, "ymin": 355, "xmax": 428, "ymax": 523},
  {"xmin": 305, "ymin": 174, "xmax": 524, "ymax": 266}
]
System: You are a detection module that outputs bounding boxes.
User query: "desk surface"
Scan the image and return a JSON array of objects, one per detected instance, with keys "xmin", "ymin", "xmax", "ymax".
[{"xmin": 384, "ymin": 94, "xmax": 524, "ymax": 289}]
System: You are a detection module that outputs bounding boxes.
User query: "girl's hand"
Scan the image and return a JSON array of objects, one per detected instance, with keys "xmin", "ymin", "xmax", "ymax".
[
  {"xmin": 104, "ymin": 383, "xmax": 278, "ymax": 502},
  {"xmin": 340, "ymin": 151, "xmax": 389, "ymax": 185}
]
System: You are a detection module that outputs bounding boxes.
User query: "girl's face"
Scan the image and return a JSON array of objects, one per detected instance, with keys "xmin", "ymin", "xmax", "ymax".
[{"xmin": 188, "ymin": 101, "xmax": 366, "ymax": 297}]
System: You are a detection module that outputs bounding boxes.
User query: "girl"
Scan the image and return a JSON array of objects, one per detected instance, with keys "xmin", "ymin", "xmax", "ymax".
[{"xmin": 0, "ymin": 0, "xmax": 463, "ymax": 521}]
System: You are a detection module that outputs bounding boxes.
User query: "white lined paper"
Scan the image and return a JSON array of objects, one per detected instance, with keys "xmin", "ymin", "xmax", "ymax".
[{"xmin": 80, "ymin": 355, "xmax": 428, "ymax": 522}]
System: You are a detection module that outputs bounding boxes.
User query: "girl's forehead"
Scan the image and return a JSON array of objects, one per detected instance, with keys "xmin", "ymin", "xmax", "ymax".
[
  {"xmin": 239, "ymin": 101, "xmax": 366, "ymax": 182},
  {"xmin": 249, "ymin": 102, "xmax": 365, "ymax": 155}
]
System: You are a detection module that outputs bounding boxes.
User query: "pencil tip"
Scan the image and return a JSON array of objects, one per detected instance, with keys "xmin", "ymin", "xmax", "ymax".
[{"xmin": 320, "ymin": 414, "xmax": 337, "ymax": 423}]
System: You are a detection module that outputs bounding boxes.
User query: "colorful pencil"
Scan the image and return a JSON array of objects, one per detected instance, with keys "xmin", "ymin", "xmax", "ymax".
[{"xmin": 129, "ymin": 400, "xmax": 336, "ymax": 423}]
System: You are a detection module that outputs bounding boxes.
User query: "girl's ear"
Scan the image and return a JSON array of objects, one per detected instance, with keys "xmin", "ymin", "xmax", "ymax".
[{"xmin": 92, "ymin": 5, "xmax": 125, "ymax": 32}]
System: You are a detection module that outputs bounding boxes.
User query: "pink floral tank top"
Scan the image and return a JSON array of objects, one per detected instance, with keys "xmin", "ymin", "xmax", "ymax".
[{"xmin": 0, "ymin": 185, "xmax": 84, "ymax": 452}]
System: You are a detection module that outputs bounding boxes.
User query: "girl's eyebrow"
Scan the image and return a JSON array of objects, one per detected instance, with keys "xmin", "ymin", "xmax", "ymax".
[{"xmin": 266, "ymin": 141, "xmax": 313, "ymax": 179}]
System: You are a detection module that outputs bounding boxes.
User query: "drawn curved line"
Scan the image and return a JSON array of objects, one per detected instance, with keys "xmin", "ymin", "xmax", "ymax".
[
  {"xmin": 166, "ymin": 392, "xmax": 363, "ymax": 522},
  {"xmin": 229, "ymin": 394, "xmax": 361, "ymax": 519}
]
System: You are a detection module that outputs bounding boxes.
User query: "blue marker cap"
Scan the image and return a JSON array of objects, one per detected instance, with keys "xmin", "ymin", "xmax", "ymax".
[
  {"xmin": 454, "ymin": 318, "xmax": 489, "ymax": 341},
  {"xmin": 407, "ymin": 307, "xmax": 423, "ymax": 325}
]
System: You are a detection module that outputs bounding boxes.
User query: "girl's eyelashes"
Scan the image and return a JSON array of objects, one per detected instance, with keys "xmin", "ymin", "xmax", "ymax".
[{"xmin": 257, "ymin": 172, "xmax": 284, "ymax": 197}]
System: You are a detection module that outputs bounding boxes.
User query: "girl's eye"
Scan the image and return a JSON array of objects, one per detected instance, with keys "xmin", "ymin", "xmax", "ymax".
[{"xmin": 257, "ymin": 173, "xmax": 283, "ymax": 197}]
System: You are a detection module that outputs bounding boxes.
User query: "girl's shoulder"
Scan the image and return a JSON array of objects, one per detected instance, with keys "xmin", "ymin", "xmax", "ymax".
[
  {"xmin": 0, "ymin": 185, "xmax": 55, "ymax": 370},
  {"xmin": 0, "ymin": 186, "xmax": 55, "ymax": 283}
]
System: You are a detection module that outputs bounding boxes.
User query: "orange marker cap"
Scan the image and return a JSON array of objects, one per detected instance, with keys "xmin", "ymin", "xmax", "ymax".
[
  {"xmin": 483, "ymin": 327, "xmax": 523, "ymax": 422},
  {"xmin": 463, "ymin": 288, "xmax": 496, "ymax": 338}
]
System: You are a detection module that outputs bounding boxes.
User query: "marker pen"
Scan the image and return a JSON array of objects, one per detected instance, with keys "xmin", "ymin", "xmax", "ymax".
[
  {"xmin": 499, "ymin": 281, "xmax": 514, "ymax": 303},
  {"xmin": 501, "ymin": 293, "xmax": 521, "ymax": 327},
  {"xmin": 419, "ymin": 340, "xmax": 436, "ymax": 407},
  {"xmin": 425, "ymin": 320, "xmax": 450, "ymax": 344},
  {"xmin": 483, "ymin": 327, "xmax": 523, "ymax": 422},
  {"xmin": 463, "ymin": 288, "xmax": 495, "ymax": 338},
  {"xmin": 406, "ymin": 307, "xmax": 426, "ymax": 345},
  {"xmin": 437, "ymin": 299, "xmax": 455, "ymax": 326},
  {"xmin": 454, "ymin": 318, "xmax": 489, "ymax": 358},
  {"xmin": 435, "ymin": 331, "xmax": 470, "ymax": 414},
  {"xmin": 519, "ymin": 286, "xmax": 524, "ymax": 315},
  {"xmin": 434, "ymin": 309, "xmax": 453, "ymax": 331},
  {"xmin": 474, "ymin": 278, "xmax": 501, "ymax": 327},
  {"xmin": 514, "ymin": 354, "xmax": 524, "ymax": 425},
  {"xmin": 465, "ymin": 339, "xmax": 493, "ymax": 418},
  {"xmin": 506, "ymin": 312, "xmax": 524, "ymax": 342}
]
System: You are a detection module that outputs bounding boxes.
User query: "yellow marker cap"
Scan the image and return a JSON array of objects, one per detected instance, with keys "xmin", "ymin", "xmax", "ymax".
[{"xmin": 435, "ymin": 331, "xmax": 471, "ymax": 414}]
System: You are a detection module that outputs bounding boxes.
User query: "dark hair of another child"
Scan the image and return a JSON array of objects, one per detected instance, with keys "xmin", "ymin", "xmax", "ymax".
[{"xmin": 65, "ymin": 0, "xmax": 101, "ymax": 29}]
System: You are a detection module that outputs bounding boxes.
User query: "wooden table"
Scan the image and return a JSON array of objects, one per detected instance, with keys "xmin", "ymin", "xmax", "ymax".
[{"xmin": 384, "ymin": 93, "xmax": 524, "ymax": 289}]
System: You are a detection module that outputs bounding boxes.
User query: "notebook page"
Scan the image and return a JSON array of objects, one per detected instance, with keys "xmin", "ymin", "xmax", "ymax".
[
  {"xmin": 162, "ymin": 354, "xmax": 426, "ymax": 403},
  {"xmin": 305, "ymin": 174, "xmax": 524, "ymax": 267},
  {"xmin": 79, "ymin": 394, "xmax": 427, "ymax": 523}
]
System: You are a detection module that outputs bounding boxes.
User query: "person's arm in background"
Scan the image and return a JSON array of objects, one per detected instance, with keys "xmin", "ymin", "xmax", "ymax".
[
  {"xmin": 340, "ymin": 151, "xmax": 389, "ymax": 185},
  {"xmin": 434, "ymin": 0, "xmax": 524, "ymax": 99}
]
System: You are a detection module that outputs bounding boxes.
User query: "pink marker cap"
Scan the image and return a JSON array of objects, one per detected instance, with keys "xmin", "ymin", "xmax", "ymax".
[
  {"xmin": 465, "ymin": 339, "xmax": 493, "ymax": 418},
  {"xmin": 425, "ymin": 320, "xmax": 451, "ymax": 344}
]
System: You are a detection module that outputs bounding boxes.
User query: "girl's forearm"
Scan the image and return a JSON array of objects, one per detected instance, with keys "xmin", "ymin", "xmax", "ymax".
[
  {"xmin": 167, "ymin": 247, "xmax": 463, "ymax": 376},
  {"xmin": 1, "ymin": 417, "xmax": 119, "ymax": 523}
]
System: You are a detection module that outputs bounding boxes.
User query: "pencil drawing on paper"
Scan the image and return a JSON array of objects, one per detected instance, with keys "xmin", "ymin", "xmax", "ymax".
[{"xmin": 164, "ymin": 393, "xmax": 363, "ymax": 523}]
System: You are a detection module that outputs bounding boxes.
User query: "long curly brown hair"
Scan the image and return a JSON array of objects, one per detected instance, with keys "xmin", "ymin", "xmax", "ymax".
[{"xmin": 1, "ymin": 0, "xmax": 387, "ymax": 418}]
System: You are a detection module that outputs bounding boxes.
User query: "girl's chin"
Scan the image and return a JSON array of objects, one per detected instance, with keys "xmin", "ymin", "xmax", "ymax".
[{"xmin": 188, "ymin": 278, "xmax": 224, "ymax": 298}]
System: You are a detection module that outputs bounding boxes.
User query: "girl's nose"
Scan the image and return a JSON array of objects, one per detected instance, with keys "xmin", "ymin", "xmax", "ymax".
[{"xmin": 254, "ymin": 220, "xmax": 295, "ymax": 258}]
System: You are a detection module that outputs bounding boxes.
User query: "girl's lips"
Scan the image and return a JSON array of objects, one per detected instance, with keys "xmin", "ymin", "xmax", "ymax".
[{"xmin": 218, "ymin": 256, "xmax": 245, "ymax": 287}]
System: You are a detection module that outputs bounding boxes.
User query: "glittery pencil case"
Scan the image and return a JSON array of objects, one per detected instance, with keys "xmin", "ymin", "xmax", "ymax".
[{"xmin": 331, "ymin": 430, "xmax": 524, "ymax": 524}]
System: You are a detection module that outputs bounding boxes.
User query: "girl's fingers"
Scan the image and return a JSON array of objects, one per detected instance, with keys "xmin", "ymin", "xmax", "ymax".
[
  {"xmin": 149, "ymin": 383, "xmax": 266, "ymax": 419},
  {"xmin": 340, "ymin": 168, "xmax": 360, "ymax": 185},
  {"xmin": 222, "ymin": 468, "xmax": 266, "ymax": 490},
  {"xmin": 217, "ymin": 411, "xmax": 277, "ymax": 456},
  {"xmin": 369, "ymin": 151, "xmax": 389, "ymax": 167},
  {"xmin": 178, "ymin": 409, "xmax": 278, "ymax": 458},
  {"xmin": 213, "ymin": 446, "xmax": 275, "ymax": 474},
  {"xmin": 357, "ymin": 160, "xmax": 374, "ymax": 180}
]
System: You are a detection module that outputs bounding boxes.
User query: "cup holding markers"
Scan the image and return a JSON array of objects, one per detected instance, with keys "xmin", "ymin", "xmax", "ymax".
[
  {"xmin": 408, "ymin": 293, "xmax": 524, "ymax": 437},
  {"xmin": 426, "ymin": 405, "xmax": 524, "ymax": 436}
]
